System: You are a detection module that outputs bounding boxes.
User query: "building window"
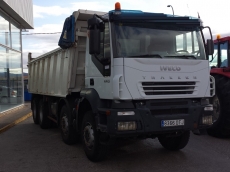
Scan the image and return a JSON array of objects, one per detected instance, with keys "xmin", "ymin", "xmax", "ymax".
[
  {"xmin": 11, "ymin": 23, "xmax": 21, "ymax": 51},
  {"xmin": 0, "ymin": 13, "xmax": 22, "ymax": 112},
  {"xmin": 0, "ymin": 14, "xmax": 10, "ymax": 47}
]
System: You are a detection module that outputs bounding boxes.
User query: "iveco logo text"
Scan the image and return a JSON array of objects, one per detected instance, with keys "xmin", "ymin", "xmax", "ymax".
[{"xmin": 160, "ymin": 66, "xmax": 181, "ymax": 71}]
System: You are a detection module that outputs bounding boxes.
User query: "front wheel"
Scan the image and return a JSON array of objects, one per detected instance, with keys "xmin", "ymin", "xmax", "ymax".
[
  {"xmin": 158, "ymin": 131, "xmax": 190, "ymax": 150},
  {"xmin": 81, "ymin": 111, "xmax": 107, "ymax": 162}
]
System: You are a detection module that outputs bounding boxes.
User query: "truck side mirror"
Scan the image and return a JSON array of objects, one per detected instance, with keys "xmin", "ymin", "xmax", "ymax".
[
  {"xmin": 88, "ymin": 15, "xmax": 103, "ymax": 55},
  {"xmin": 207, "ymin": 39, "xmax": 214, "ymax": 55},
  {"xmin": 89, "ymin": 29, "xmax": 100, "ymax": 55}
]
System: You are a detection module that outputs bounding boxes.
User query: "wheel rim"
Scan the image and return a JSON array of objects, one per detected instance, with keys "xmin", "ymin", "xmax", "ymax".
[
  {"xmin": 83, "ymin": 122, "xmax": 94, "ymax": 150},
  {"xmin": 61, "ymin": 114, "xmax": 69, "ymax": 136},
  {"xmin": 213, "ymin": 95, "xmax": 220, "ymax": 123}
]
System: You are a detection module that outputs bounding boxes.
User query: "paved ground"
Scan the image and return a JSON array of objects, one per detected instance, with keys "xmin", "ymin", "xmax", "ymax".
[
  {"xmin": 0, "ymin": 116, "xmax": 230, "ymax": 172},
  {"xmin": 0, "ymin": 102, "xmax": 31, "ymax": 134}
]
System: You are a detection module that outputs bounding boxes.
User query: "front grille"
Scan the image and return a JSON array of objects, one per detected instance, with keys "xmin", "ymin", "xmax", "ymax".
[
  {"xmin": 151, "ymin": 108, "xmax": 188, "ymax": 115},
  {"xmin": 150, "ymin": 101, "xmax": 188, "ymax": 107},
  {"xmin": 141, "ymin": 82, "xmax": 196, "ymax": 95}
]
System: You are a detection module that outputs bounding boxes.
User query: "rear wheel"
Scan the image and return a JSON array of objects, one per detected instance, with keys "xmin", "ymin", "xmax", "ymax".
[
  {"xmin": 207, "ymin": 75, "xmax": 230, "ymax": 137},
  {"xmin": 32, "ymin": 98, "xmax": 39, "ymax": 124},
  {"xmin": 158, "ymin": 131, "xmax": 190, "ymax": 150},
  {"xmin": 81, "ymin": 111, "xmax": 107, "ymax": 162},
  {"xmin": 39, "ymin": 99, "xmax": 50, "ymax": 129},
  {"xmin": 60, "ymin": 105, "xmax": 77, "ymax": 144}
]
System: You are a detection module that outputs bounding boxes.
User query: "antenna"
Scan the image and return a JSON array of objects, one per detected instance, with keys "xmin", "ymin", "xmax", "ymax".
[{"xmin": 187, "ymin": 4, "xmax": 191, "ymax": 16}]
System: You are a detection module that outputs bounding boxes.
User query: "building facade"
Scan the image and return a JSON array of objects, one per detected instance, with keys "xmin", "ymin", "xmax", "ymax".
[{"xmin": 0, "ymin": 0, "xmax": 33, "ymax": 112}]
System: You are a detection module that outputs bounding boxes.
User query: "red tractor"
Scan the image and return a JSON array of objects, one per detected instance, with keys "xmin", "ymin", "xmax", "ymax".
[{"xmin": 208, "ymin": 35, "xmax": 230, "ymax": 137}]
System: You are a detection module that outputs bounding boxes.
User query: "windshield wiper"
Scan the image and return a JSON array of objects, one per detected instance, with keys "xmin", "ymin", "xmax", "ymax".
[
  {"xmin": 165, "ymin": 55, "xmax": 197, "ymax": 59},
  {"xmin": 128, "ymin": 54, "xmax": 163, "ymax": 58}
]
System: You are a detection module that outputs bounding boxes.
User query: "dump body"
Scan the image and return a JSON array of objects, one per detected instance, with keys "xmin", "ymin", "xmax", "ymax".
[{"xmin": 28, "ymin": 10, "xmax": 104, "ymax": 97}]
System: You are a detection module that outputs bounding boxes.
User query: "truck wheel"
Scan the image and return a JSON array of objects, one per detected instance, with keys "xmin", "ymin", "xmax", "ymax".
[
  {"xmin": 81, "ymin": 111, "xmax": 107, "ymax": 162},
  {"xmin": 207, "ymin": 75, "xmax": 230, "ymax": 137},
  {"xmin": 60, "ymin": 105, "xmax": 76, "ymax": 144},
  {"xmin": 158, "ymin": 131, "xmax": 190, "ymax": 150},
  {"xmin": 39, "ymin": 99, "xmax": 50, "ymax": 129},
  {"xmin": 32, "ymin": 98, "xmax": 39, "ymax": 124}
]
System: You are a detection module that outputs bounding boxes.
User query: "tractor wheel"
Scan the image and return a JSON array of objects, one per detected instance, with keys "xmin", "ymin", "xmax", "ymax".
[{"xmin": 207, "ymin": 75, "xmax": 230, "ymax": 137}]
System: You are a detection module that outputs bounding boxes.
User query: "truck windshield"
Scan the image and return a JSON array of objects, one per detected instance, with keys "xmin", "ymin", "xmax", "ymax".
[{"xmin": 113, "ymin": 22, "xmax": 205, "ymax": 60}]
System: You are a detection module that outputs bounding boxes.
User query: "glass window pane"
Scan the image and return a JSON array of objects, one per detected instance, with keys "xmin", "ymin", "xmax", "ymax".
[
  {"xmin": 11, "ymin": 23, "xmax": 21, "ymax": 51},
  {"xmin": 0, "ymin": 46, "xmax": 7, "ymax": 68},
  {"xmin": 220, "ymin": 42, "xmax": 228, "ymax": 67},
  {"xmin": 9, "ymin": 50, "xmax": 21, "ymax": 68},
  {"xmin": 113, "ymin": 22, "xmax": 206, "ymax": 59},
  {"xmin": 0, "ymin": 14, "xmax": 10, "ymax": 47},
  {"xmin": 0, "ymin": 47, "xmax": 23, "ymax": 111},
  {"xmin": 176, "ymin": 35, "xmax": 183, "ymax": 51}
]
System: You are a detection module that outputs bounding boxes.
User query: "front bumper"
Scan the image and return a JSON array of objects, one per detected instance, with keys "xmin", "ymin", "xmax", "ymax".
[{"xmin": 97, "ymin": 99, "xmax": 213, "ymax": 137}]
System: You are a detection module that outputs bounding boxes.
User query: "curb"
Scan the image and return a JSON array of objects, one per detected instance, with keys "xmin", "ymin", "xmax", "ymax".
[
  {"xmin": 0, "ymin": 112, "xmax": 32, "ymax": 134},
  {"xmin": 0, "ymin": 104, "xmax": 25, "ymax": 119}
]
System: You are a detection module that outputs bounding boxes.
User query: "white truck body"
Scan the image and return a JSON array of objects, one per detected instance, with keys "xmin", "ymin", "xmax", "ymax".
[
  {"xmin": 28, "ymin": 8, "xmax": 215, "ymax": 162},
  {"xmin": 28, "ymin": 10, "xmax": 215, "ymax": 100}
]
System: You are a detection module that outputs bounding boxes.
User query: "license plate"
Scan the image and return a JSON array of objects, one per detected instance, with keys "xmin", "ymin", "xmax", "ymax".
[{"xmin": 161, "ymin": 119, "xmax": 185, "ymax": 127}]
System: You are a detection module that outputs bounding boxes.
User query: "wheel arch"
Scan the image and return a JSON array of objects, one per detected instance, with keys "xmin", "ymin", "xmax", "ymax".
[{"xmin": 76, "ymin": 89, "xmax": 101, "ymax": 132}]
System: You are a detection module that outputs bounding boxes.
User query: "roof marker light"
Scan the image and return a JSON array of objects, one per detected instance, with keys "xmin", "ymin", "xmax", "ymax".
[
  {"xmin": 217, "ymin": 34, "xmax": 221, "ymax": 40},
  {"xmin": 115, "ymin": 2, "xmax": 121, "ymax": 10}
]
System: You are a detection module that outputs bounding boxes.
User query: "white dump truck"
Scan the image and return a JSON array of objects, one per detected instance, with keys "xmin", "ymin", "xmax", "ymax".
[{"xmin": 28, "ymin": 4, "xmax": 215, "ymax": 161}]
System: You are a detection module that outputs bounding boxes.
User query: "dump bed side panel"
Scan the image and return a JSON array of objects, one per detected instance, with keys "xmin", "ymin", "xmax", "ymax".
[{"xmin": 28, "ymin": 48, "xmax": 74, "ymax": 97}]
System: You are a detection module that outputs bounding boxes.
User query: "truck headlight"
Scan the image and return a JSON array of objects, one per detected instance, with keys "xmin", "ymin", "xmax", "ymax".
[
  {"xmin": 118, "ymin": 121, "xmax": 137, "ymax": 131},
  {"xmin": 117, "ymin": 111, "xmax": 135, "ymax": 116},
  {"xmin": 204, "ymin": 105, "xmax": 213, "ymax": 111}
]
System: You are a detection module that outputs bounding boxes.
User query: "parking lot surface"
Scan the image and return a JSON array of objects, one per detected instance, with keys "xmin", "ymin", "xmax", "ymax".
[{"xmin": 1, "ymin": 117, "xmax": 230, "ymax": 172}]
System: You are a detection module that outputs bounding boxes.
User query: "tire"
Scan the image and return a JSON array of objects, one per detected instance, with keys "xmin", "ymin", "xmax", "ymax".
[
  {"xmin": 60, "ymin": 105, "xmax": 76, "ymax": 144},
  {"xmin": 207, "ymin": 75, "xmax": 230, "ymax": 137},
  {"xmin": 158, "ymin": 131, "xmax": 190, "ymax": 150},
  {"xmin": 32, "ymin": 98, "xmax": 39, "ymax": 124},
  {"xmin": 81, "ymin": 111, "xmax": 107, "ymax": 162},
  {"xmin": 39, "ymin": 99, "xmax": 50, "ymax": 129}
]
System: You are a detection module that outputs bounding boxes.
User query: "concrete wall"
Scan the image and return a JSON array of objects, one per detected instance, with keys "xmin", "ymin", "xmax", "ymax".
[{"xmin": 1, "ymin": 0, "xmax": 33, "ymax": 29}]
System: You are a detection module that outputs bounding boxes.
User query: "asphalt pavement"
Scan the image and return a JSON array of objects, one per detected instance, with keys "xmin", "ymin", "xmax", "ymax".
[
  {"xmin": 1, "ymin": 115, "xmax": 230, "ymax": 172},
  {"xmin": 1, "ymin": 103, "xmax": 230, "ymax": 172}
]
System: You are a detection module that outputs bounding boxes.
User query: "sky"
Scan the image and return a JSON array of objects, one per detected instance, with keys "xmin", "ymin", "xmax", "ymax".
[{"xmin": 22, "ymin": 0, "xmax": 230, "ymax": 72}]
